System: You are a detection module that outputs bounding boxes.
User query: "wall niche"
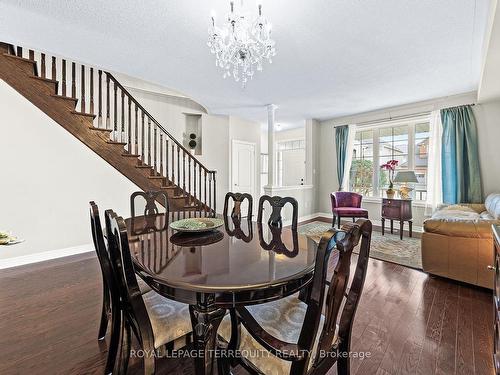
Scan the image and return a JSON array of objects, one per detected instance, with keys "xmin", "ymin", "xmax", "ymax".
[{"xmin": 183, "ymin": 113, "xmax": 202, "ymax": 155}]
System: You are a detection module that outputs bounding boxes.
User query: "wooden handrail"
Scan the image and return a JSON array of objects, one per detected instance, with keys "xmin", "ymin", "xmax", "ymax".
[{"xmin": 105, "ymin": 73, "xmax": 215, "ymax": 174}]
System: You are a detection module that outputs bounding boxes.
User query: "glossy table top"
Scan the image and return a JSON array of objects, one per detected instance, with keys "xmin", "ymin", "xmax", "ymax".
[{"xmin": 126, "ymin": 214, "xmax": 319, "ymax": 297}]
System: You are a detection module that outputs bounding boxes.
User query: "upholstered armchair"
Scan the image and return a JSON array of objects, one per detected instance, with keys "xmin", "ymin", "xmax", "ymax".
[{"xmin": 330, "ymin": 191, "xmax": 368, "ymax": 228}]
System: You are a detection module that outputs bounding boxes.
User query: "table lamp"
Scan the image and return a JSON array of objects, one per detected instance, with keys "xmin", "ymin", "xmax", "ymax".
[{"xmin": 394, "ymin": 171, "xmax": 419, "ymax": 199}]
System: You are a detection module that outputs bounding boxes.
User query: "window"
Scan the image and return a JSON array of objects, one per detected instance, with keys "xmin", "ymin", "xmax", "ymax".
[{"xmin": 349, "ymin": 119, "xmax": 430, "ymax": 200}]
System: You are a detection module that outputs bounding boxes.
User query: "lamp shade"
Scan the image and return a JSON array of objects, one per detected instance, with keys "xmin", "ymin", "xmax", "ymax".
[{"xmin": 394, "ymin": 171, "xmax": 419, "ymax": 183}]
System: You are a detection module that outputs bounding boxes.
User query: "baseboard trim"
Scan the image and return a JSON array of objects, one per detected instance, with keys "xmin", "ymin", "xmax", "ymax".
[{"xmin": 0, "ymin": 244, "xmax": 93, "ymax": 270}]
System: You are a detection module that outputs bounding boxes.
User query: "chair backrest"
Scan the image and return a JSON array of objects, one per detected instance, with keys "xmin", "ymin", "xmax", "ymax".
[
  {"xmin": 89, "ymin": 202, "xmax": 120, "ymax": 317},
  {"xmin": 223, "ymin": 192, "xmax": 253, "ymax": 219},
  {"xmin": 130, "ymin": 191, "xmax": 169, "ymax": 233},
  {"xmin": 331, "ymin": 191, "xmax": 363, "ymax": 209},
  {"xmin": 257, "ymin": 222, "xmax": 299, "ymax": 257},
  {"xmin": 306, "ymin": 219, "xmax": 372, "ymax": 374},
  {"xmin": 105, "ymin": 210, "xmax": 155, "ymax": 351},
  {"xmin": 257, "ymin": 195, "xmax": 298, "ymax": 230}
]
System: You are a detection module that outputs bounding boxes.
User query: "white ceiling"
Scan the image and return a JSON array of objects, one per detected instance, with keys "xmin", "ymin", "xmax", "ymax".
[{"xmin": 0, "ymin": 0, "xmax": 492, "ymax": 125}]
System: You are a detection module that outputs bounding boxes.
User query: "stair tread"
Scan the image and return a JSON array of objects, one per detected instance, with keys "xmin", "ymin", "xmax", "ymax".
[
  {"xmin": 107, "ymin": 141, "xmax": 127, "ymax": 145},
  {"xmin": 3, "ymin": 53, "xmax": 36, "ymax": 65},
  {"xmin": 30, "ymin": 75, "xmax": 58, "ymax": 84},
  {"xmin": 51, "ymin": 94, "xmax": 77, "ymax": 102},
  {"xmin": 71, "ymin": 110, "xmax": 96, "ymax": 119},
  {"xmin": 135, "ymin": 165, "xmax": 152, "ymax": 169},
  {"xmin": 122, "ymin": 153, "xmax": 140, "ymax": 157},
  {"xmin": 148, "ymin": 175, "xmax": 165, "ymax": 179},
  {"xmin": 89, "ymin": 127, "xmax": 112, "ymax": 132}
]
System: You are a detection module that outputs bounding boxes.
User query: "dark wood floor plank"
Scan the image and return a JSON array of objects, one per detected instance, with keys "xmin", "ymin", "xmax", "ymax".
[
  {"xmin": 435, "ymin": 283, "xmax": 459, "ymax": 375},
  {"xmin": 472, "ymin": 288, "xmax": 495, "ymax": 375},
  {"xmin": 456, "ymin": 285, "xmax": 475, "ymax": 375}
]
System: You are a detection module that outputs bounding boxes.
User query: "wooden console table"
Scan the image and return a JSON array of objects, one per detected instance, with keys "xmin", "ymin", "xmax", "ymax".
[{"xmin": 381, "ymin": 198, "xmax": 412, "ymax": 240}]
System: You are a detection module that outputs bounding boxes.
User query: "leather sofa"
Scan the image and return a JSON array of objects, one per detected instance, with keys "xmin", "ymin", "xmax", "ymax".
[{"xmin": 422, "ymin": 193, "xmax": 500, "ymax": 289}]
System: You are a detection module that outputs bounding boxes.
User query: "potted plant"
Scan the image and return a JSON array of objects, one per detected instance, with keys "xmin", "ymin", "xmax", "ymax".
[{"xmin": 380, "ymin": 160, "xmax": 399, "ymax": 199}]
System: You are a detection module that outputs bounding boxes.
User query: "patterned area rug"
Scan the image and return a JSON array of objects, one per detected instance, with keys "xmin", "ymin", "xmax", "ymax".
[{"xmin": 298, "ymin": 221, "xmax": 422, "ymax": 269}]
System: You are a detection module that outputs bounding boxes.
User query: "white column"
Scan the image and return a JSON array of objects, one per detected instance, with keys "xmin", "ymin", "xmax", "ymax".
[{"xmin": 266, "ymin": 104, "xmax": 277, "ymax": 188}]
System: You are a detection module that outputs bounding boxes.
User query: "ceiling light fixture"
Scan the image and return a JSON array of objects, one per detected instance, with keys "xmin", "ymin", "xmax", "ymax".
[{"xmin": 208, "ymin": 0, "xmax": 276, "ymax": 87}]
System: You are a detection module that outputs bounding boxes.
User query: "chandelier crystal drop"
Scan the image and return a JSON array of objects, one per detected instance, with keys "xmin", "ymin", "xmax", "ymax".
[{"xmin": 207, "ymin": 0, "xmax": 276, "ymax": 87}]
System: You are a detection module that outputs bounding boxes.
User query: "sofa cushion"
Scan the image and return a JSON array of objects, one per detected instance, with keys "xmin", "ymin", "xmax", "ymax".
[{"xmin": 485, "ymin": 193, "xmax": 500, "ymax": 219}]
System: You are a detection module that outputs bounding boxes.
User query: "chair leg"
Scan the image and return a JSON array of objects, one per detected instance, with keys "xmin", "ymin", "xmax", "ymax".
[
  {"xmin": 332, "ymin": 215, "xmax": 336, "ymax": 228},
  {"xmin": 337, "ymin": 342, "xmax": 351, "ymax": 375},
  {"xmin": 118, "ymin": 321, "xmax": 132, "ymax": 375},
  {"xmin": 98, "ymin": 281, "xmax": 110, "ymax": 341},
  {"xmin": 104, "ymin": 305, "xmax": 121, "ymax": 375},
  {"xmin": 352, "ymin": 217, "xmax": 355, "ymax": 223},
  {"xmin": 337, "ymin": 216, "xmax": 341, "ymax": 229},
  {"xmin": 142, "ymin": 343, "xmax": 156, "ymax": 375}
]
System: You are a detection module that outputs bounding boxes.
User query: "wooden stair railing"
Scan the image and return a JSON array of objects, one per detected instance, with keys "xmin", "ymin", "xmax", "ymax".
[{"xmin": 2, "ymin": 43, "xmax": 216, "ymax": 215}]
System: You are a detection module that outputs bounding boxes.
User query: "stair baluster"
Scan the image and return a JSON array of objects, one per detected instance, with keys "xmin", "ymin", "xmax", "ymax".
[
  {"xmin": 113, "ymin": 83, "xmax": 118, "ymax": 140},
  {"xmin": 128, "ymin": 97, "xmax": 132, "ymax": 153},
  {"xmin": 188, "ymin": 156, "xmax": 191, "ymax": 205},
  {"xmin": 62, "ymin": 60, "xmax": 66, "ymax": 96},
  {"xmin": 41, "ymin": 53, "xmax": 46, "ymax": 78},
  {"xmin": 120, "ymin": 90, "xmax": 125, "ymax": 143},
  {"xmin": 153, "ymin": 124, "xmax": 158, "ymax": 176},
  {"xmin": 134, "ymin": 105, "xmax": 138, "ymax": 155},
  {"xmin": 90, "ymin": 68, "xmax": 94, "ymax": 115},
  {"xmin": 81, "ymin": 66, "xmax": 85, "ymax": 113},
  {"xmin": 171, "ymin": 143, "xmax": 175, "ymax": 184},
  {"xmin": 159, "ymin": 134, "xmax": 163, "ymax": 181},
  {"xmin": 106, "ymin": 75, "xmax": 110, "ymax": 129},
  {"xmin": 148, "ymin": 119, "xmax": 152, "ymax": 166},
  {"xmin": 71, "ymin": 62, "xmax": 76, "ymax": 98},
  {"xmin": 51, "ymin": 56, "xmax": 56, "ymax": 81},
  {"xmin": 98, "ymin": 70, "xmax": 102, "ymax": 127},
  {"xmin": 141, "ymin": 112, "xmax": 145, "ymax": 163},
  {"xmin": 165, "ymin": 139, "xmax": 169, "ymax": 184}
]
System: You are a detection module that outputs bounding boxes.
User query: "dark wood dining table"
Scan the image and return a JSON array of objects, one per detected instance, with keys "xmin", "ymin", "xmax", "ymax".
[{"xmin": 125, "ymin": 212, "xmax": 321, "ymax": 375}]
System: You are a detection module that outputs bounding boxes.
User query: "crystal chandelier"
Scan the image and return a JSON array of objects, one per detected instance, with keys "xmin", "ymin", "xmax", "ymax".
[{"xmin": 207, "ymin": 0, "xmax": 276, "ymax": 86}]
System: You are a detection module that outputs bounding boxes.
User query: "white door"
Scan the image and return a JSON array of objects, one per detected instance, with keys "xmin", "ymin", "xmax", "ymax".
[{"xmin": 232, "ymin": 140, "xmax": 256, "ymax": 216}]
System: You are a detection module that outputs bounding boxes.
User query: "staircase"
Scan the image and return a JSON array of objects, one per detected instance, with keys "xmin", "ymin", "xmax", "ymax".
[{"xmin": 0, "ymin": 42, "xmax": 216, "ymax": 214}]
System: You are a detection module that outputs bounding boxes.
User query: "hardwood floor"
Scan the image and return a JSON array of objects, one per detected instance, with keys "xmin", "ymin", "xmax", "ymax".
[{"xmin": 0, "ymin": 243, "xmax": 493, "ymax": 374}]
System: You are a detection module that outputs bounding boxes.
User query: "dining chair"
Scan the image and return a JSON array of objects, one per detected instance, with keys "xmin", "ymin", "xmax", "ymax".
[
  {"xmin": 223, "ymin": 192, "xmax": 253, "ymax": 219},
  {"xmin": 330, "ymin": 192, "xmax": 368, "ymax": 229},
  {"xmin": 90, "ymin": 202, "xmax": 155, "ymax": 373},
  {"xmin": 130, "ymin": 191, "xmax": 169, "ymax": 233},
  {"xmin": 219, "ymin": 218, "xmax": 373, "ymax": 375},
  {"xmin": 106, "ymin": 209, "xmax": 193, "ymax": 375},
  {"xmin": 257, "ymin": 195, "xmax": 299, "ymax": 230}
]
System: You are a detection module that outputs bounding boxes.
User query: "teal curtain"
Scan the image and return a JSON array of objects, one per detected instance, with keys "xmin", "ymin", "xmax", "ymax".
[
  {"xmin": 335, "ymin": 125, "xmax": 349, "ymax": 190},
  {"xmin": 441, "ymin": 105, "xmax": 482, "ymax": 204}
]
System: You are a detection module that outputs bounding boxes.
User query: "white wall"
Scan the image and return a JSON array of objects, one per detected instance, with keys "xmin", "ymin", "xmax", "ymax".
[
  {"xmin": 474, "ymin": 99, "xmax": 500, "ymax": 196},
  {"xmin": 0, "ymin": 80, "xmax": 139, "ymax": 260}
]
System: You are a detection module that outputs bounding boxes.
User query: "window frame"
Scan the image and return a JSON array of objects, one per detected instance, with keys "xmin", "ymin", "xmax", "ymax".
[{"xmin": 349, "ymin": 115, "xmax": 430, "ymax": 201}]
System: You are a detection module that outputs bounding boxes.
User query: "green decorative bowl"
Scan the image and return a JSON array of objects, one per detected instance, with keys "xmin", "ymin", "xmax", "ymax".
[{"xmin": 170, "ymin": 218, "xmax": 224, "ymax": 233}]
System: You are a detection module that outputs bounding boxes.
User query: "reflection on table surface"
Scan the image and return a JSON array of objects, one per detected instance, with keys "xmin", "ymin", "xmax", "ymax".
[{"xmin": 125, "ymin": 213, "xmax": 318, "ymax": 291}]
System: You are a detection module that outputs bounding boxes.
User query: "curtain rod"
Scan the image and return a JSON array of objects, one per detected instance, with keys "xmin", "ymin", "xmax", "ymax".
[{"xmin": 332, "ymin": 103, "xmax": 475, "ymax": 128}]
